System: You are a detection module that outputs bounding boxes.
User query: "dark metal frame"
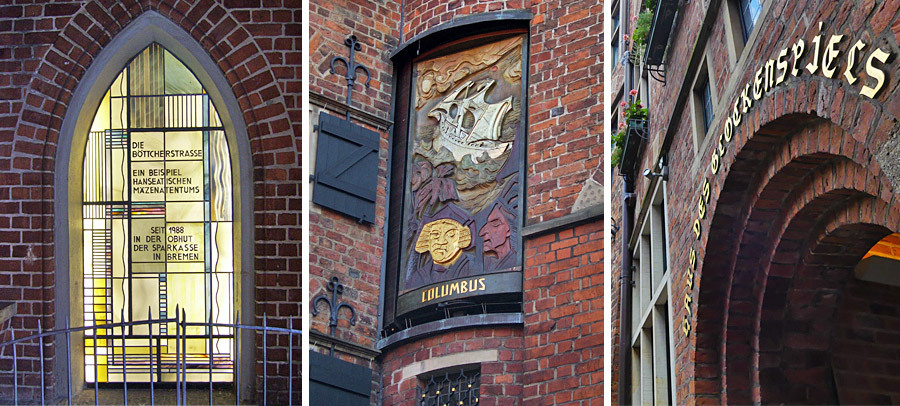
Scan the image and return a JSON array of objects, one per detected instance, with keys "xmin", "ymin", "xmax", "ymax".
[
  {"xmin": 0, "ymin": 309, "xmax": 299, "ymax": 406},
  {"xmin": 618, "ymin": 118, "xmax": 649, "ymax": 176},
  {"xmin": 330, "ymin": 35, "xmax": 371, "ymax": 113},
  {"xmin": 381, "ymin": 21, "xmax": 531, "ymax": 339},
  {"xmin": 311, "ymin": 276, "xmax": 358, "ymax": 337}
]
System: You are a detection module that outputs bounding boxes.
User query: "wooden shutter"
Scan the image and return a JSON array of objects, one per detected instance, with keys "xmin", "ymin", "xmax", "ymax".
[
  {"xmin": 309, "ymin": 350, "xmax": 372, "ymax": 406},
  {"xmin": 313, "ymin": 112, "xmax": 379, "ymax": 223}
]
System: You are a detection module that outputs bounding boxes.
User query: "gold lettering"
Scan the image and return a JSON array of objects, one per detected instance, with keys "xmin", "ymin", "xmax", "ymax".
[
  {"xmin": 723, "ymin": 117, "xmax": 733, "ymax": 142},
  {"xmin": 822, "ymin": 34, "xmax": 844, "ymax": 78},
  {"xmin": 776, "ymin": 47, "xmax": 789, "ymax": 85},
  {"xmin": 791, "ymin": 39, "xmax": 806, "ymax": 76},
  {"xmin": 683, "ymin": 315, "xmax": 692, "ymax": 336},
  {"xmin": 764, "ymin": 59, "xmax": 776, "ymax": 91},
  {"xmin": 684, "ymin": 294, "xmax": 693, "ymax": 316},
  {"xmin": 693, "ymin": 219, "xmax": 702, "ymax": 239},
  {"xmin": 741, "ymin": 83, "xmax": 752, "ymax": 113},
  {"xmin": 806, "ymin": 23, "xmax": 823, "ymax": 74},
  {"xmin": 860, "ymin": 48, "xmax": 890, "ymax": 99},
  {"xmin": 702, "ymin": 178, "xmax": 711, "ymax": 204},
  {"xmin": 731, "ymin": 100, "xmax": 742, "ymax": 126},
  {"xmin": 711, "ymin": 152, "xmax": 720, "ymax": 174},
  {"xmin": 689, "ymin": 247, "xmax": 697, "ymax": 270},
  {"xmin": 843, "ymin": 40, "xmax": 866, "ymax": 85},
  {"xmin": 449, "ymin": 282, "xmax": 459, "ymax": 296},
  {"xmin": 698, "ymin": 196, "xmax": 706, "ymax": 219},
  {"xmin": 478, "ymin": 278, "xmax": 486, "ymax": 291},
  {"xmin": 717, "ymin": 133, "xmax": 727, "ymax": 157},
  {"xmin": 460, "ymin": 281, "xmax": 468, "ymax": 294},
  {"xmin": 686, "ymin": 266, "xmax": 694, "ymax": 290},
  {"xmin": 422, "ymin": 291, "xmax": 427, "ymax": 303},
  {"xmin": 753, "ymin": 66, "xmax": 764, "ymax": 100},
  {"xmin": 441, "ymin": 284, "xmax": 448, "ymax": 298}
]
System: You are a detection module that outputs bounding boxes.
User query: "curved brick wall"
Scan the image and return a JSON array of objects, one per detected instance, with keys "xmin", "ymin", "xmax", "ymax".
[{"xmin": 380, "ymin": 327, "xmax": 525, "ymax": 406}]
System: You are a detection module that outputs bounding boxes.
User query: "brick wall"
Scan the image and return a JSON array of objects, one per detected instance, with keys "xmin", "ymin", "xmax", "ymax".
[
  {"xmin": 832, "ymin": 278, "xmax": 900, "ymax": 405},
  {"xmin": 0, "ymin": 0, "xmax": 300, "ymax": 402},
  {"xmin": 522, "ymin": 221, "xmax": 603, "ymax": 405},
  {"xmin": 307, "ymin": 0, "xmax": 398, "ymax": 359},
  {"xmin": 311, "ymin": 0, "xmax": 603, "ymax": 403},
  {"xmin": 611, "ymin": 0, "xmax": 900, "ymax": 404},
  {"xmin": 380, "ymin": 327, "xmax": 525, "ymax": 406}
]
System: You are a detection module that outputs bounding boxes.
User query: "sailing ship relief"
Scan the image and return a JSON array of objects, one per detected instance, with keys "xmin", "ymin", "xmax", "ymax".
[
  {"xmin": 429, "ymin": 79, "xmax": 512, "ymax": 164},
  {"xmin": 399, "ymin": 34, "xmax": 524, "ymax": 302}
]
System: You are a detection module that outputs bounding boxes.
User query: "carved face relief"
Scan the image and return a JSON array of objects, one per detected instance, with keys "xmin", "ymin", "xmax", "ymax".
[
  {"xmin": 479, "ymin": 205, "xmax": 512, "ymax": 259},
  {"xmin": 415, "ymin": 218, "xmax": 472, "ymax": 266}
]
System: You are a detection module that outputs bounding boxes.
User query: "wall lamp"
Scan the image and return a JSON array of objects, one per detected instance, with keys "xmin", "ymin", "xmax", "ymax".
[{"xmin": 642, "ymin": 164, "xmax": 668, "ymax": 181}]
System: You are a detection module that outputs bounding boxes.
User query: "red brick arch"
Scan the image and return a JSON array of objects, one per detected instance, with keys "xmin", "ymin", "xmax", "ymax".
[
  {"xmin": 0, "ymin": 0, "xmax": 298, "ymax": 401},
  {"xmin": 18, "ymin": 0, "xmax": 294, "ymax": 317},
  {"xmin": 692, "ymin": 112, "xmax": 900, "ymax": 404}
]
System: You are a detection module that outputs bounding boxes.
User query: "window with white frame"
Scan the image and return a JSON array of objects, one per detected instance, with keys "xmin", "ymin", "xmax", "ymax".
[{"xmin": 630, "ymin": 180, "xmax": 674, "ymax": 405}]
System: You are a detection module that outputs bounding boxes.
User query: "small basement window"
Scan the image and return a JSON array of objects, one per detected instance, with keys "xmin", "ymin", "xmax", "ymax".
[{"xmin": 417, "ymin": 367, "xmax": 481, "ymax": 406}]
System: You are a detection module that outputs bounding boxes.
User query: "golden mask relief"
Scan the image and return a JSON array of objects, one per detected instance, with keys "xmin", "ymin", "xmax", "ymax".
[
  {"xmin": 415, "ymin": 218, "xmax": 473, "ymax": 266},
  {"xmin": 401, "ymin": 34, "xmax": 524, "ymax": 293}
]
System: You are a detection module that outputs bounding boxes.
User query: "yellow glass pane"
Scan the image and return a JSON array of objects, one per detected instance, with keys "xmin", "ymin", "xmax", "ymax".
[
  {"xmin": 165, "ymin": 222, "xmax": 204, "ymax": 262},
  {"xmin": 130, "ymin": 132, "xmax": 164, "ymax": 161},
  {"xmin": 166, "ymin": 201, "xmax": 204, "ymax": 222},
  {"xmin": 131, "ymin": 161, "xmax": 165, "ymax": 201},
  {"xmin": 165, "ymin": 160, "xmax": 204, "ymax": 201},
  {"xmin": 167, "ymin": 262, "xmax": 204, "ymax": 274},
  {"xmin": 131, "ymin": 218, "xmax": 165, "ymax": 262},
  {"xmin": 110, "ymin": 70, "xmax": 126, "ymax": 97},
  {"xmin": 164, "ymin": 131, "xmax": 203, "ymax": 160},
  {"xmin": 164, "ymin": 50, "xmax": 202, "ymax": 95},
  {"xmin": 90, "ymin": 91, "xmax": 111, "ymax": 133}
]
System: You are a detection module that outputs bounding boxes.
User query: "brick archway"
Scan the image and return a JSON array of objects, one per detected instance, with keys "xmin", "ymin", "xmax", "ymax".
[{"xmin": 693, "ymin": 115, "xmax": 900, "ymax": 404}]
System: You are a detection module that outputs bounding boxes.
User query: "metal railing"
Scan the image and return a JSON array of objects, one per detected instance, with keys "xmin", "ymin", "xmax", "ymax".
[{"xmin": 0, "ymin": 306, "xmax": 300, "ymax": 406}]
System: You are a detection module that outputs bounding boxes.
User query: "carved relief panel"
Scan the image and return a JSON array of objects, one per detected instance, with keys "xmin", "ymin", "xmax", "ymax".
[{"xmin": 397, "ymin": 34, "xmax": 526, "ymax": 315}]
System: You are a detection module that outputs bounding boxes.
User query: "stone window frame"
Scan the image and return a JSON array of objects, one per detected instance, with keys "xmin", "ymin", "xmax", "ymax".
[
  {"xmin": 629, "ymin": 180, "xmax": 676, "ymax": 405},
  {"xmin": 690, "ymin": 54, "xmax": 718, "ymax": 154},
  {"xmin": 53, "ymin": 11, "xmax": 256, "ymax": 398},
  {"xmin": 722, "ymin": 0, "xmax": 771, "ymax": 66}
]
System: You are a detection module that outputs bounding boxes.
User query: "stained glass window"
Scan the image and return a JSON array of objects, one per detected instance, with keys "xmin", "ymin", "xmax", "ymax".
[{"xmin": 82, "ymin": 43, "xmax": 234, "ymax": 383}]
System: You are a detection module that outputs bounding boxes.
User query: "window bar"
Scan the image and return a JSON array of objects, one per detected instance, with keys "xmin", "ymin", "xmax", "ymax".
[
  {"xmin": 93, "ymin": 323, "xmax": 99, "ymax": 406},
  {"xmin": 209, "ymin": 308, "xmax": 213, "ymax": 406},
  {"xmin": 181, "ymin": 308, "xmax": 187, "ymax": 404},
  {"xmin": 235, "ymin": 310, "xmax": 240, "ymax": 406},
  {"xmin": 12, "ymin": 337, "xmax": 16, "ymax": 406},
  {"xmin": 288, "ymin": 316, "xmax": 293, "ymax": 406},
  {"xmin": 121, "ymin": 309, "xmax": 128, "ymax": 405},
  {"xmin": 148, "ymin": 307, "xmax": 154, "ymax": 406},
  {"xmin": 263, "ymin": 313, "xmax": 268, "ymax": 406},
  {"xmin": 65, "ymin": 317, "xmax": 72, "ymax": 406},
  {"xmin": 38, "ymin": 319, "xmax": 44, "ymax": 406},
  {"xmin": 175, "ymin": 305, "xmax": 181, "ymax": 406}
]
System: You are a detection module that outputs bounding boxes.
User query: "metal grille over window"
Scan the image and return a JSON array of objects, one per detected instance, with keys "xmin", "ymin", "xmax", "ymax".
[
  {"xmin": 417, "ymin": 369, "xmax": 480, "ymax": 406},
  {"xmin": 81, "ymin": 43, "xmax": 235, "ymax": 383}
]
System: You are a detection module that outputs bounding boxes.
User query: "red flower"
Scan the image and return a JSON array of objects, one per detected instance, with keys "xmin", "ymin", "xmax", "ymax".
[
  {"xmin": 620, "ymin": 101, "xmax": 627, "ymax": 108},
  {"xmin": 629, "ymin": 89, "xmax": 638, "ymax": 96}
]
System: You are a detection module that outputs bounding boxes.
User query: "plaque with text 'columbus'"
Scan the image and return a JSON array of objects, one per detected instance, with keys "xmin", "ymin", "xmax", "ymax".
[{"xmin": 397, "ymin": 35, "xmax": 525, "ymax": 315}]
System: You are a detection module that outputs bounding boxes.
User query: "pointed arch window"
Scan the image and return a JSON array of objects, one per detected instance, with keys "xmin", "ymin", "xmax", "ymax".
[{"xmin": 81, "ymin": 43, "xmax": 234, "ymax": 383}]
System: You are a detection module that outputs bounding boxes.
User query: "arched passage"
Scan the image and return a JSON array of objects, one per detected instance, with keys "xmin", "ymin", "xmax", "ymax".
[{"xmin": 693, "ymin": 115, "xmax": 900, "ymax": 404}]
